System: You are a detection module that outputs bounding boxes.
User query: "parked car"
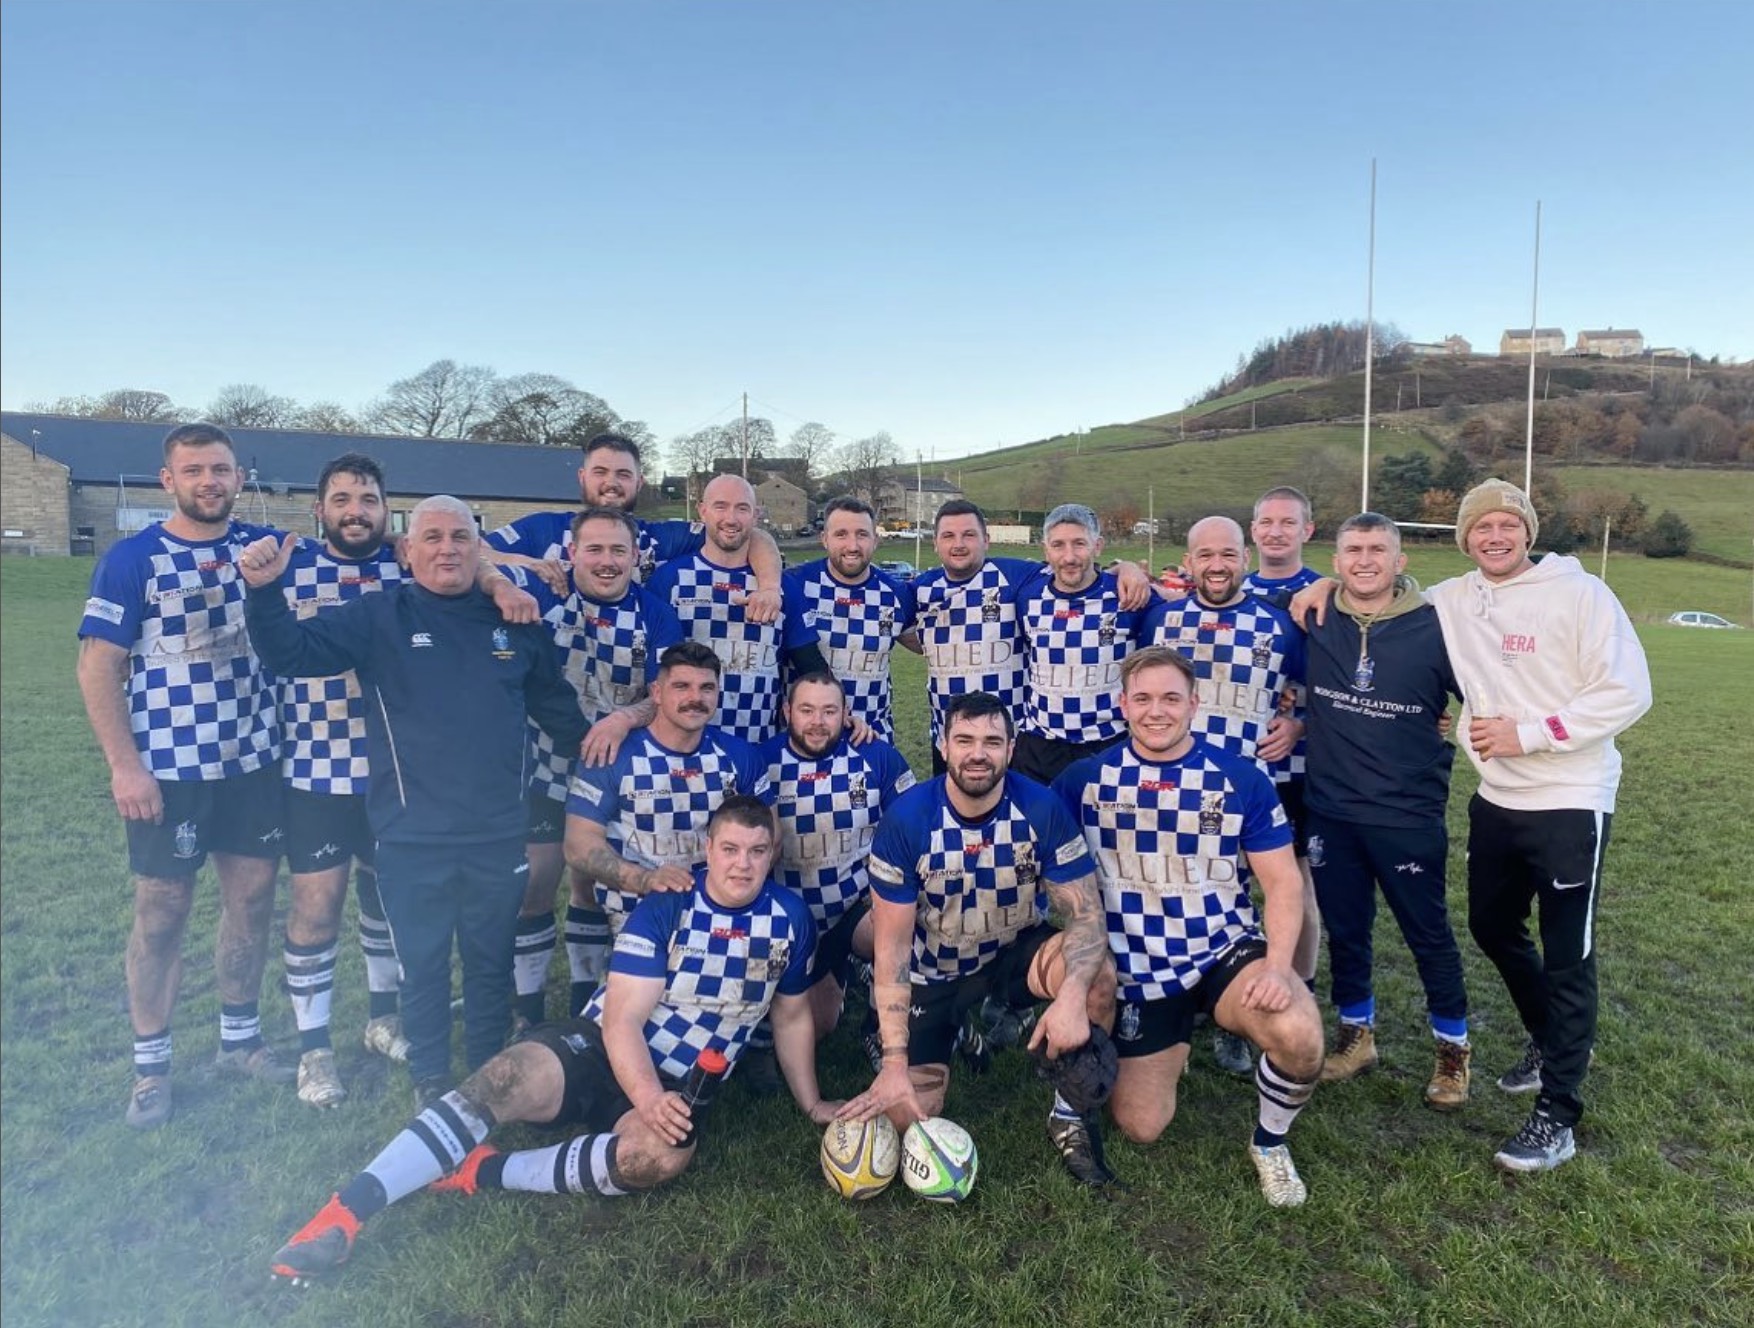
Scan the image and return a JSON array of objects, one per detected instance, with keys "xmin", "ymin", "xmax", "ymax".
[
  {"xmin": 876, "ymin": 560, "xmax": 917, "ymax": 581},
  {"xmin": 1667, "ymin": 610, "xmax": 1741, "ymax": 629}
]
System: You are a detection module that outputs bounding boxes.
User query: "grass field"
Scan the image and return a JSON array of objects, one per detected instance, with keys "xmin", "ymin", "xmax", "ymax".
[{"xmin": 3, "ymin": 557, "xmax": 1753, "ymax": 1328}]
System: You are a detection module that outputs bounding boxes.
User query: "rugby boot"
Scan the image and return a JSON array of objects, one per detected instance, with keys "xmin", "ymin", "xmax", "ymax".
[
  {"xmin": 1248, "ymin": 1142, "xmax": 1308, "ymax": 1207},
  {"xmin": 428, "ymin": 1145, "xmax": 502, "ymax": 1197},
  {"xmin": 296, "ymin": 1048, "xmax": 347, "ymax": 1109},
  {"xmin": 1047, "ymin": 1109, "xmax": 1118, "ymax": 1187},
  {"xmin": 125, "ymin": 1075, "xmax": 173, "ymax": 1130},
  {"xmin": 271, "ymin": 1194, "xmax": 362, "ymax": 1285},
  {"xmin": 215, "ymin": 1044, "xmax": 297, "ymax": 1085},
  {"xmin": 362, "ymin": 1015, "xmax": 412, "ymax": 1062}
]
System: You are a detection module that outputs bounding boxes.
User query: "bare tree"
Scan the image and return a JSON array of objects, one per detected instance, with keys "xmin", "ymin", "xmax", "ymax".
[
  {"xmin": 473, "ymin": 373, "xmax": 620, "ymax": 447},
  {"xmin": 784, "ymin": 421, "xmax": 836, "ymax": 481},
  {"xmin": 207, "ymin": 383, "xmax": 300, "ymax": 429},
  {"xmin": 365, "ymin": 360, "xmax": 496, "ymax": 438},
  {"xmin": 25, "ymin": 388, "xmax": 188, "ymax": 421},
  {"xmin": 669, "ymin": 426, "xmax": 738, "ymax": 481},
  {"xmin": 295, "ymin": 401, "xmax": 363, "ymax": 434},
  {"xmin": 835, "ymin": 431, "xmax": 900, "ymax": 505}
]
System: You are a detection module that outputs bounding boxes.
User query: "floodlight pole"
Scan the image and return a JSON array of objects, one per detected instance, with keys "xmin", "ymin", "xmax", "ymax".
[
  {"xmin": 1361, "ymin": 158, "xmax": 1377, "ymax": 512},
  {"xmin": 915, "ymin": 452, "xmax": 924, "ymax": 567},
  {"xmin": 1524, "ymin": 202, "xmax": 1542, "ymax": 496}
]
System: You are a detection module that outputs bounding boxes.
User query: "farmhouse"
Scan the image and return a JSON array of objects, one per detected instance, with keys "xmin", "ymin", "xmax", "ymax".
[
  {"xmin": 1574, "ymin": 328, "xmax": 1646, "ymax": 358},
  {"xmin": 1407, "ymin": 334, "xmax": 1473, "ymax": 357},
  {"xmin": 0, "ymin": 412, "xmax": 596, "ymax": 558},
  {"xmin": 877, "ymin": 473, "xmax": 965, "ymax": 528},
  {"xmin": 1499, "ymin": 327, "xmax": 1567, "ymax": 357}
]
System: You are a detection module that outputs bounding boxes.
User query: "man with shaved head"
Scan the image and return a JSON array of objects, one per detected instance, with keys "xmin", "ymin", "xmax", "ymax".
[
  {"xmin": 240, "ymin": 496, "xmax": 591, "ymax": 1105},
  {"xmin": 646, "ymin": 474, "xmax": 827, "ymax": 747},
  {"xmin": 1142, "ymin": 515, "xmax": 1308, "ymax": 1077}
]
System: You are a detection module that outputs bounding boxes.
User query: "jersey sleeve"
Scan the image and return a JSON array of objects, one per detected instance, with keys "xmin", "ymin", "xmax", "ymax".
[
  {"xmin": 608, "ymin": 891, "xmax": 685, "ymax": 979},
  {"xmin": 875, "ymin": 742, "xmax": 917, "ymax": 805},
  {"xmin": 566, "ymin": 745, "xmax": 628, "ymax": 824},
  {"xmin": 79, "ymin": 539, "xmax": 149, "ymax": 646},
  {"xmin": 1028, "ymin": 782, "xmax": 1096, "ymax": 882},
  {"xmin": 1051, "ymin": 756, "xmax": 1099, "ymax": 820},
  {"xmin": 1235, "ymin": 761, "xmax": 1295, "ymax": 854},
  {"xmin": 779, "ymin": 577, "xmax": 819, "ymax": 652},
  {"xmin": 1138, "ymin": 596, "xmax": 1171, "ymax": 645},
  {"xmin": 775, "ymin": 894, "xmax": 819, "ymax": 996},
  {"xmin": 733, "ymin": 737, "xmax": 776, "ymax": 804},
  {"xmin": 484, "ymin": 513, "xmax": 543, "ymax": 557},
  {"xmin": 866, "ymin": 797, "xmax": 922, "ymax": 904},
  {"xmin": 643, "ymin": 519, "xmax": 704, "ymax": 568},
  {"xmin": 642, "ymin": 594, "xmax": 686, "ymax": 682}
]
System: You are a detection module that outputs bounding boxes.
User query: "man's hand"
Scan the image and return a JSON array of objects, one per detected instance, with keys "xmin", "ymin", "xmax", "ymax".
[
  {"xmin": 111, "ymin": 763, "xmax": 163, "ymax": 823},
  {"xmin": 1256, "ymin": 714, "xmax": 1304, "ymax": 763},
  {"xmin": 739, "ymin": 586, "xmax": 781, "ymax": 625},
  {"xmin": 581, "ymin": 712, "xmax": 634, "ymax": 767},
  {"xmin": 1237, "ymin": 963, "xmax": 1298, "ymax": 1013},
  {"xmin": 1437, "ymin": 709, "xmax": 1454, "ymax": 739},
  {"xmin": 527, "ymin": 558, "xmax": 570, "ymax": 597},
  {"xmin": 640, "ymin": 864, "xmax": 694, "ymax": 895},
  {"xmin": 237, "ymin": 533, "xmax": 297, "ymax": 589},
  {"xmin": 1289, "ymin": 577, "xmax": 1336, "ymax": 628},
  {"xmin": 1027, "ymin": 991, "xmax": 1091, "ymax": 1060},
  {"xmin": 1113, "ymin": 560, "xmax": 1152, "ymax": 611},
  {"xmin": 488, "ymin": 577, "xmax": 539, "ymax": 625},
  {"xmin": 636, "ymin": 1088, "xmax": 695, "ymax": 1148},
  {"xmin": 803, "ymin": 1098, "xmax": 844, "ymax": 1127},
  {"xmin": 838, "ymin": 1060, "xmax": 925, "ymax": 1127},
  {"xmin": 845, "ymin": 714, "xmax": 875, "ymax": 746},
  {"xmin": 1468, "ymin": 716, "xmax": 1525, "ymax": 761}
]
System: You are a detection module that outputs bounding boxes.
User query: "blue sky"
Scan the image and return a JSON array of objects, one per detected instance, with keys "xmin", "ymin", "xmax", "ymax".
[{"xmin": 4, "ymin": 0, "xmax": 1749, "ymax": 463}]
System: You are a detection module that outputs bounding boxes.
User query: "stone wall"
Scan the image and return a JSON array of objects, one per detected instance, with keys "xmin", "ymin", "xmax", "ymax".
[{"xmin": 0, "ymin": 433, "xmax": 73, "ymax": 555}]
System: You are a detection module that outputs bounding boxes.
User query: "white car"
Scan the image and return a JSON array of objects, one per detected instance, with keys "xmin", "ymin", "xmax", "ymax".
[{"xmin": 1667, "ymin": 611, "xmax": 1741, "ymax": 629}]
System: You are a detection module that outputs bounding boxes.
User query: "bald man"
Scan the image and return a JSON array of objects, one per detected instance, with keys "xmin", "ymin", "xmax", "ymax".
[
  {"xmin": 645, "ymin": 475, "xmax": 828, "ymax": 747},
  {"xmin": 1141, "ymin": 515, "xmax": 1309, "ymax": 1077}
]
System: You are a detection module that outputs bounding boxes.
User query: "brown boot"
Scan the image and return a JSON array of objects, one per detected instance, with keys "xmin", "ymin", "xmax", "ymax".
[
  {"xmin": 1425, "ymin": 1039, "xmax": 1472, "ymax": 1111},
  {"xmin": 1319, "ymin": 1022, "xmax": 1378, "ymax": 1082}
]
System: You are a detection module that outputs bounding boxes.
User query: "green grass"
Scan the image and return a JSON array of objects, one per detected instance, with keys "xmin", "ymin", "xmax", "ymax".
[
  {"xmin": 1544, "ymin": 465, "xmax": 1754, "ymax": 565},
  {"xmin": 4, "ymin": 558, "xmax": 1753, "ymax": 1327}
]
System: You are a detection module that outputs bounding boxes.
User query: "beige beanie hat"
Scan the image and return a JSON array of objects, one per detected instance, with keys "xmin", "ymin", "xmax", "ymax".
[{"xmin": 1455, "ymin": 478, "xmax": 1538, "ymax": 553}]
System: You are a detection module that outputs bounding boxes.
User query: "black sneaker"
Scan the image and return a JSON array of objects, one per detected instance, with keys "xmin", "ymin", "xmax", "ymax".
[
  {"xmin": 954, "ymin": 1019, "xmax": 991, "ymax": 1076},
  {"xmin": 1493, "ymin": 1108, "xmax": 1577, "ymax": 1172},
  {"xmin": 1496, "ymin": 1039, "xmax": 1543, "ymax": 1094},
  {"xmin": 1046, "ymin": 1110, "xmax": 1118, "ymax": 1187}
]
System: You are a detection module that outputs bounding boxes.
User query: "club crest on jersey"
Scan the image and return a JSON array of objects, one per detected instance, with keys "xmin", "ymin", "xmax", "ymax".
[
  {"xmin": 1118, "ymin": 1001, "xmax": 1142, "ymax": 1043},
  {"xmin": 630, "ymin": 631, "xmax": 647, "ymax": 668},
  {"xmin": 1199, "ymin": 791, "xmax": 1225, "ymax": 835},
  {"xmin": 849, "ymin": 773, "xmax": 869, "ymax": 806},
  {"xmin": 1014, "ymin": 844, "xmax": 1038, "ymax": 889},
  {"xmin": 491, "ymin": 627, "xmax": 514, "ymax": 659},
  {"xmin": 981, "ymin": 589, "xmax": 1001, "ymax": 622},
  {"xmin": 878, "ymin": 607, "xmax": 895, "ymax": 633},
  {"xmin": 1251, "ymin": 638, "xmax": 1273, "ymax": 668},
  {"xmin": 1098, "ymin": 613, "xmax": 1117, "ymax": 644},
  {"xmin": 173, "ymin": 820, "xmax": 199, "ymax": 859}
]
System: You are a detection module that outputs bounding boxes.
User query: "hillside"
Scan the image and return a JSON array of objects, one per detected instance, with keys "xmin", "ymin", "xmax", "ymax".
[{"xmin": 941, "ymin": 358, "xmax": 1753, "ymax": 564}]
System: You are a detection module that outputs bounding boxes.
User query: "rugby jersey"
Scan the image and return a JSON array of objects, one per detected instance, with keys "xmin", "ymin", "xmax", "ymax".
[
  {"xmin": 486, "ymin": 510, "xmax": 703, "ymax": 584},
  {"xmin": 1055, "ymin": 738, "xmax": 1292, "ymax": 1001},
  {"xmin": 80, "ymin": 521, "xmax": 280, "ymax": 780},
  {"xmin": 1017, "ymin": 569, "xmax": 1147, "ymax": 745},
  {"xmin": 910, "ymin": 557, "xmax": 1039, "ymax": 748},
  {"xmin": 786, "ymin": 559, "xmax": 915, "ymax": 743},
  {"xmin": 1244, "ymin": 566, "xmax": 1322, "ymax": 780}
]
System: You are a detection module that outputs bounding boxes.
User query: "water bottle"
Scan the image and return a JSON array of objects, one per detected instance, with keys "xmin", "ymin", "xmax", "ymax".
[{"xmin": 676, "ymin": 1047, "xmax": 729, "ymax": 1148}]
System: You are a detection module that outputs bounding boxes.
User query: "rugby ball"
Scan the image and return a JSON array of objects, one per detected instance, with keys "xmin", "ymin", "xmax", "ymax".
[
  {"xmin": 900, "ymin": 1117, "xmax": 979, "ymax": 1203},
  {"xmin": 820, "ymin": 1115, "xmax": 900, "ymax": 1200}
]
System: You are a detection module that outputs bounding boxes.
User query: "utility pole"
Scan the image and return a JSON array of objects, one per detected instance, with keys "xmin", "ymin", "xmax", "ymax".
[
  {"xmin": 740, "ymin": 393, "xmax": 749, "ymax": 478},
  {"xmin": 1524, "ymin": 200, "xmax": 1542, "ymax": 496},
  {"xmin": 1361, "ymin": 157, "xmax": 1377, "ymax": 511}
]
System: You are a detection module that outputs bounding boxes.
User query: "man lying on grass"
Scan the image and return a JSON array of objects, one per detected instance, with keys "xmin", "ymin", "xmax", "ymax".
[{"xmin": 270, "ymin": 796, "xmax": 840, "ymax": 1284}]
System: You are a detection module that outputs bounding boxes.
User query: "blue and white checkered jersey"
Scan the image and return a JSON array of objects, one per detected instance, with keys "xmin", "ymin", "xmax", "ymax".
[
  {"xmin": 566, "ymin": 726, "xmax": 774, "ymax": 927},
  {"xmin": 786, "ymin": 559, "xmax": 916, "ymax": 743},
  {"xmin": 1140, "ymin": 594, "xmax": 1307, "ymax": 781},
  {"xmin": 79, "ymin": 521, "xmax": 281, "ymax": 781},
  {"xmin": 910, "ymin": 557, "xmax": 1040, "ymax": 748},
  {"xmin": 1054, "ymin": 738, "xmax": 1292, "ymax": 1001},
  {"xmin": 759, "ymin": 731, "xmax": 917, "ymax": 931},
  {"xmin": 525, "ymin": 581, "xmax": 685, "ymax": 803},
  {"xmin": 582, "ymin": 870, "xmax": 816, "ymax": 1080},
  {"xmin": 274, "ymin": 539, "xmax": 406, "ymax": 794},
  {"xmin": 1245, "ymin": 567, "xmax": 1322, "ymax": 780},
  {"xmin": 644, "ymin": 554, "xmax": 818, "ymax": 747},
  {"xmin": 867, "ymin": 772, "xmax": 1093, "ymax": 984},
  {"xmin": 485, "ymin": 509, "xmax": 704, "ymax": 584},
  {"xmin": 1018, "ymin": 569, "xmax": 1148, "ymax": 745}
]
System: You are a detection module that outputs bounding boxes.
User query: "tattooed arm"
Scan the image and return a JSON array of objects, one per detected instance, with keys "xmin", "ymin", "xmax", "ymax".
[
  {"xmin": 837, "ymin": 892, "xmax": 928, "ymax": 1126},
  {"xmin": 1029, "ymin": 868, "xmax": 1113, "ymax": 1058},
  {"xmin": 564, "ymin": 815, "xmax": 693, "ymax": 897}
]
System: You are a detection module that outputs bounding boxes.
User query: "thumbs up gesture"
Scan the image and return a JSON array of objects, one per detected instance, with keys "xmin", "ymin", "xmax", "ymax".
[{"xmin": 238, "ymin": 533, "xmax": 298, "ymax": 588}]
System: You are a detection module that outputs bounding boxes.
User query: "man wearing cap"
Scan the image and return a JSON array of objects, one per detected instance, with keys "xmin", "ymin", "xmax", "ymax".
[{"xmin": 1294, "ymin": 479, "xmax": 1650, "ymax": 1172}]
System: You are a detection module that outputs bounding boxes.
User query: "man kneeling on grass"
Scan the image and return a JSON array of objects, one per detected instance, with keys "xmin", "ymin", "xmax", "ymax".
[{"xmin": 270, "ymin": 797, "xmax": 839, "ymax": 1283}]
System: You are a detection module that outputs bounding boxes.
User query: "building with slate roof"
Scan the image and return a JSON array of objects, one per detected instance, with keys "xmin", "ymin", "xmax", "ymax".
[{"xmin": 0, "ymin": 412, "xmax": 604, "ymax": 556}]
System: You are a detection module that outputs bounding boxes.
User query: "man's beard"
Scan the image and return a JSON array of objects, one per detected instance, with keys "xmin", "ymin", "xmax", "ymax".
[{"xmin": 324, "ymin": 518, "xmax": 385, "ymax": 559}]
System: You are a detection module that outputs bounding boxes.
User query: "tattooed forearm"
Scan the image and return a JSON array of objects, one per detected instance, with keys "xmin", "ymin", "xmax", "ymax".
[
  {"xmin": 577, "ymin": 847, "xmax": 644, "ymax": 894},
  {"xmin": 1046, "ymin": 872, "xmax": 1110, "ymax": 986}
]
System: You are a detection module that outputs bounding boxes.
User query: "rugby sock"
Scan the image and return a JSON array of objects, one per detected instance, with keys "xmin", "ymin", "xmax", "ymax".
[
  {"xmin": 1049, "ymin": 1093, "xmax": 1082, "ymax": 1124},
  {"xmin": 497, "ymin": 1134, "xmax": 629, "ymax": 1197},
  {"xmin": 1253, "ymin": 1055, "xmax": 1318, "ymax": 1147},
  {"xmin": 219, "ymin": 1002, "xmax": 266, "ymax": 1054},
  {"xmin": 513, "ymin": 912, "xmax": 556, "ymax": 1025},
  {"xmin": 565, "ymin": 904, "xmax": 611, "ymax": 1014},
  {"xmin": 1430, "ymin": 1014, "xmax": 1469, "ymax": 1046},
  {"xmin": 1338, "ymin": 997, "xmax": 1375, "ymax": 1028},
  {"xmin": 284, "ymin": 939, "xmax": 339, "ymax": 1051},
  {"xmin": 356, "ymin": 868, "xmax": 402, "ymax": 1019},
  {"xmin": 134, "ymin": 1028, "xmax": 172, "ymax": 1079},
  {"xmin": 340, "ymin": 1090, "xmax": 496, "ymax": 1219}
]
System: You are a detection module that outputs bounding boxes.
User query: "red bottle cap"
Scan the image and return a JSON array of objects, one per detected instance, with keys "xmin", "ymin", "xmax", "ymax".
[{"xmin": 698, "ymin": 1048, "xmax": 729, "ymax": 1074}]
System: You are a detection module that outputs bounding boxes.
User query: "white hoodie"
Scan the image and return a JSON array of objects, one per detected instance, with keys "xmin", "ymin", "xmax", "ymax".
[{"xmin": 1429, "ymin": 554, "xmax": 1651, "ymax": 814}]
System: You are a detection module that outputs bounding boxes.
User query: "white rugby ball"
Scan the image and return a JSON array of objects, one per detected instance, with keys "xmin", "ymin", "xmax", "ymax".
[
  {"xmin": 820, "ymin": 1115, "xmax": 900, "ymax": 1200},
  {"xmin": 900, "ymin": 1116, "xmax": 978, "ymax": 1203}
]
